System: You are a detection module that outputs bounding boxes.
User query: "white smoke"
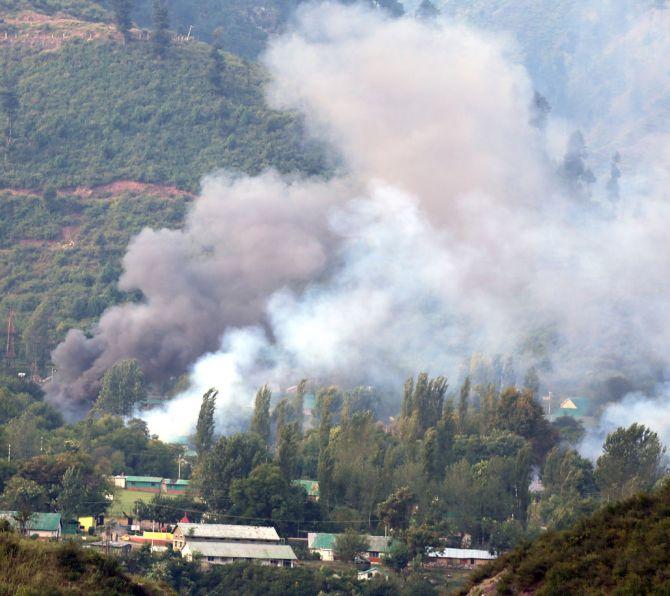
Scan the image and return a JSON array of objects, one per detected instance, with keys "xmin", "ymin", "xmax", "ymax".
[
  {"xmin": 130, "ymin": 2, "xmax": 670, "ymax": 440},
  {"xmin": 580, "ymin": 386, "xmax": 670, "ymax": 460}
]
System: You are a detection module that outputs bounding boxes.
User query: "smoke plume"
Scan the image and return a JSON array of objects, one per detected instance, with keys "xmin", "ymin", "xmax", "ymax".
[{"xmin": 48, "ymin": 2, "xmax": 670, "ymax": 448}]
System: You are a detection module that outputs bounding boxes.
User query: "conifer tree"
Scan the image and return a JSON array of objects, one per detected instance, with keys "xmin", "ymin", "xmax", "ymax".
[
  {"xmin": 207, "ymin": 45, "xmax": 224, "ymax": 94},
  {"xmin": 111, "ymin": 0, "xmax": 134, "ymax": 43},
  {"xmin": 152, "ymin": 0, "xmax": 170, "ymax": 59}
]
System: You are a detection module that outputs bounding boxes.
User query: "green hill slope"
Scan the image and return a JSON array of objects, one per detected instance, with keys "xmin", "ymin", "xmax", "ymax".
[
  {"xmin": 0, "ymin": 530, "xmax": 167, "ymax": 594},
  {"xmin": 0, "ymin": 14, "xmax": 329, "ymax": 362},
  {"xmin": 0, "ymin": 39, "xmax": 326, "ymax": 191},
  {"xmin": 465, "ymin": 481, "xmax": 670, "ymax": 595}
]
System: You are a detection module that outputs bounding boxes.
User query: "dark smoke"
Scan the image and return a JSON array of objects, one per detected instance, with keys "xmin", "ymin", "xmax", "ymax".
[{"xmin": 48, "ymin": 173, "xmax": 345, "ymax": 413}]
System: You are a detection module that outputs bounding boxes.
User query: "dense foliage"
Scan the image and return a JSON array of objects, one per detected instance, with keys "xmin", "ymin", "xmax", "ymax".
[
  {"xmin": 466, "ymin": 480, "xmax": 670, "ymax": 595},
  {"xmin": 0, "ymin": 530, "xmax": 164, "ymax": 594},
  {"xmin": 0, "ymin": 40, "xmax": 326, "ymax": 191}
]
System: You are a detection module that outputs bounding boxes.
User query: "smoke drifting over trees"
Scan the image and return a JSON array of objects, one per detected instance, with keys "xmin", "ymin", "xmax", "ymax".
[{"xmin": 48, "ymin": 2, "xmax": 670, "ymax": 445}]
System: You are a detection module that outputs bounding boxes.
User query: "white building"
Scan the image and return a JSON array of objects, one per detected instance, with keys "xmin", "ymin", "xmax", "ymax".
[
  {"xmin": 173, "ymin": 523, "xmax": 280, "ymax": 551},
  {"xmin": 173, "ymin": 523, "xmax": 296, "ymax": 567},
  {"xmin": 181, "ymin": 540, "xmax": 297, "ymax": 567}
]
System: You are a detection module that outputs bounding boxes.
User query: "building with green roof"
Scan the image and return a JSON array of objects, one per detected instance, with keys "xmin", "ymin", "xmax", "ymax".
[
  {"xmin": 307, "ymin": 532, "xmax": 393, "ymax": 563},
  {"xmin": 0, "ymin": 511, "xmax": 61, "ymax": 540},
  {"xmin": 293, "ymin": 479, "xmax": 319, "ymax": 501}
]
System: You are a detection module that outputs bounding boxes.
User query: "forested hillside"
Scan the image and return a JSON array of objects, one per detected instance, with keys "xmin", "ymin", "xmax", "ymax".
[
  {"xmin": 464, "ymin": 480, "xmax": 670, "ymax": 595},
  {"xmin": 0, "ymin": 40, "xmax": 326, "ymax": 190},
  {"xmin": 0, "ymin": 187, "xmax": 189, "ymax": 370},
  {"xmin": 0, "ymin": 2, "xmax": 329, "ymax": 368}
]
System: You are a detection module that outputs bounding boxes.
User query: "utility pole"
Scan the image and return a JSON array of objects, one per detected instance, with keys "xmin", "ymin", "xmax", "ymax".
[{"xmin": 7, "ymin": 443, "xmax": 10, "ymax": 462}]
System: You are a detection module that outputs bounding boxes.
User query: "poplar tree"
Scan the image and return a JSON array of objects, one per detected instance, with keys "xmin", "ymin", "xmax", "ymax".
[
  {"xmin": 96, "ymin": 359, "xmax": 146, "ymax": 416},
  {"xmin": 250, "ymin": 384, "xmax": 272, "ymax": 446},
  {"xmin": 458, "ymin": 376, "xmax": 471, "ymax": 433},
  {"xmin": 277, "ymin": 422, "xmax": 300, "ymax": 480},
  {"xmin": 195, "ymin": 388, "xmax": 217, "ymax": 457}
]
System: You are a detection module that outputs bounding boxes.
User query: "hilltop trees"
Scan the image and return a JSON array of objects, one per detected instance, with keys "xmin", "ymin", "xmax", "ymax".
[
  {"xmin": 152, "ymin": 0, "xmax": 170, "ymax": 58},
  {"xmin": 595, "ymin": 423, "xmax": 665, "ymax": 501},
  {"xmin": 112, "ymin": 0, "xmax": 134, "ymax": 43}
]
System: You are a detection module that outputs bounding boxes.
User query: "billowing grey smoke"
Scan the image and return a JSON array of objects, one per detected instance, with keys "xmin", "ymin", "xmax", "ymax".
[
  {"xmin": 48, "ymin": 173, "xmax": 348, "ymax": 414},
  {"xmin": 49, "ymin": 2, "xmax": 670, "ymax": 450}
]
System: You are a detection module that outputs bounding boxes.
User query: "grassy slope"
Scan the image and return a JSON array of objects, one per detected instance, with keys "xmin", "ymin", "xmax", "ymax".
[
  {"xmin": 109, "ymin": 488, "xmax": 156, "ymax": 517},
  {"xmin": 464, "ymin": 482, "xmax": 670, "ymax": 595},
  {"xmin": 0, "ymin": 531, "xmax": 167, "ymax": 595}
]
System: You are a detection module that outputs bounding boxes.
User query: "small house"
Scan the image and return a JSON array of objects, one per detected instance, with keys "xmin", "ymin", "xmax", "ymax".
[
  {"xmin": 426, "ymin": 547, "xmax": 497, "ymax": 568},
  {"xmin": 125, "ymin": 476, "xmax": 164, "ymax": 493},
  {"xmin": 293, "ymin": 479, "xmax": 320, "ymax": 501},
  {"xmin": 163, "ymin": 478, "xmax": 189, "ymax": 495},
  {"xmin": 307, "ymin": 532, "xmax": 392, "ymax": 563},
  {"xmin": 0, "ymin": 511, "xmax": 62, "ymax": 540},
  {"xmin": 358, "ymin": 565, "xmax": 391, "ymax": 581}
]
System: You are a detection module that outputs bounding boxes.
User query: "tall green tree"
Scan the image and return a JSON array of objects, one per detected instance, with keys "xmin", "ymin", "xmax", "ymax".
[
  {"xmin": 1, "ymin": 477, "xmax": 46, "ymax": 535},
  {"xmin": 333, "ymin": 530, "xmax": 370, "ymax": 562},
  {"xmin": 95, "ymin": 359, "xmax": 146, "ymax": 416},
  {"xmin": 229, "ymin": 463, "xmax": 318, "ymax": 535},
  {"xmin": 317, "ymin": 395, "xmax": 334, "ymax": 510},
  {"xmin": 57, "ymin": 464, "xmax": 110, "ymax": 519},
  {"xmin": 250, "ymin": 384, "xmax": 272, "ymax": 446},
  {"xmin": 495, "ymin": 388, "xmax": 557, "ymax": 458},
  {"xmin": 378, "ymin": 486, "xmax": 416, "ymax": 535},
  {"xmin": 152, "ymin": 0, "xmax": 170, "ymax": 58},
  {"xmin": 207, "ymin": 45, "xmax": 225, "ymax": 95},
  {"xmin": 194, "ymin": 388, "xmax": 217, "ymax": 457},
  {"xmin": 197, "ymin": 433, "xmax": 267, "ymax": 512},
  {"xmin": 595, "ymin": 423, "xmax": 665, "ymax": 501},
  {"xmin": 111, "ymin": 0, "xmax": 134, "ymax": 43},
  {"xmin": 458, "ymin": 376, "xmax": 471, "ymax": 433},
  {"xmin": 277, "ymin": 422, "xmax": 300, "ymax": 480}
]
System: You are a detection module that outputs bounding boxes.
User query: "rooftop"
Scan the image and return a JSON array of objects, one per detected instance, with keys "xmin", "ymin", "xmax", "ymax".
[
  {"xmin": 293, "ymin": 479, "xmax": 319, "ymax": 497},
  {"xmin": 427, "ymin": 548, "xmax": 497, "ymax": 560},
  {"xmin": 0, "ymin": 511, "xmax": 61, "ymax": 532},
  {"xmin": 177, "ymin": 523, "xmax": 280, "ymax": 542},
  {"xmin": 307, "ymin": 532, "xmax": 391, "ymax": 553},
  {"xmin": 124, "ymin": 476, "xmax": 163, "ymax": 484},
  {"xmin": 184, "ymin": 540, "xmax": 297, "ymax": 560}
]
